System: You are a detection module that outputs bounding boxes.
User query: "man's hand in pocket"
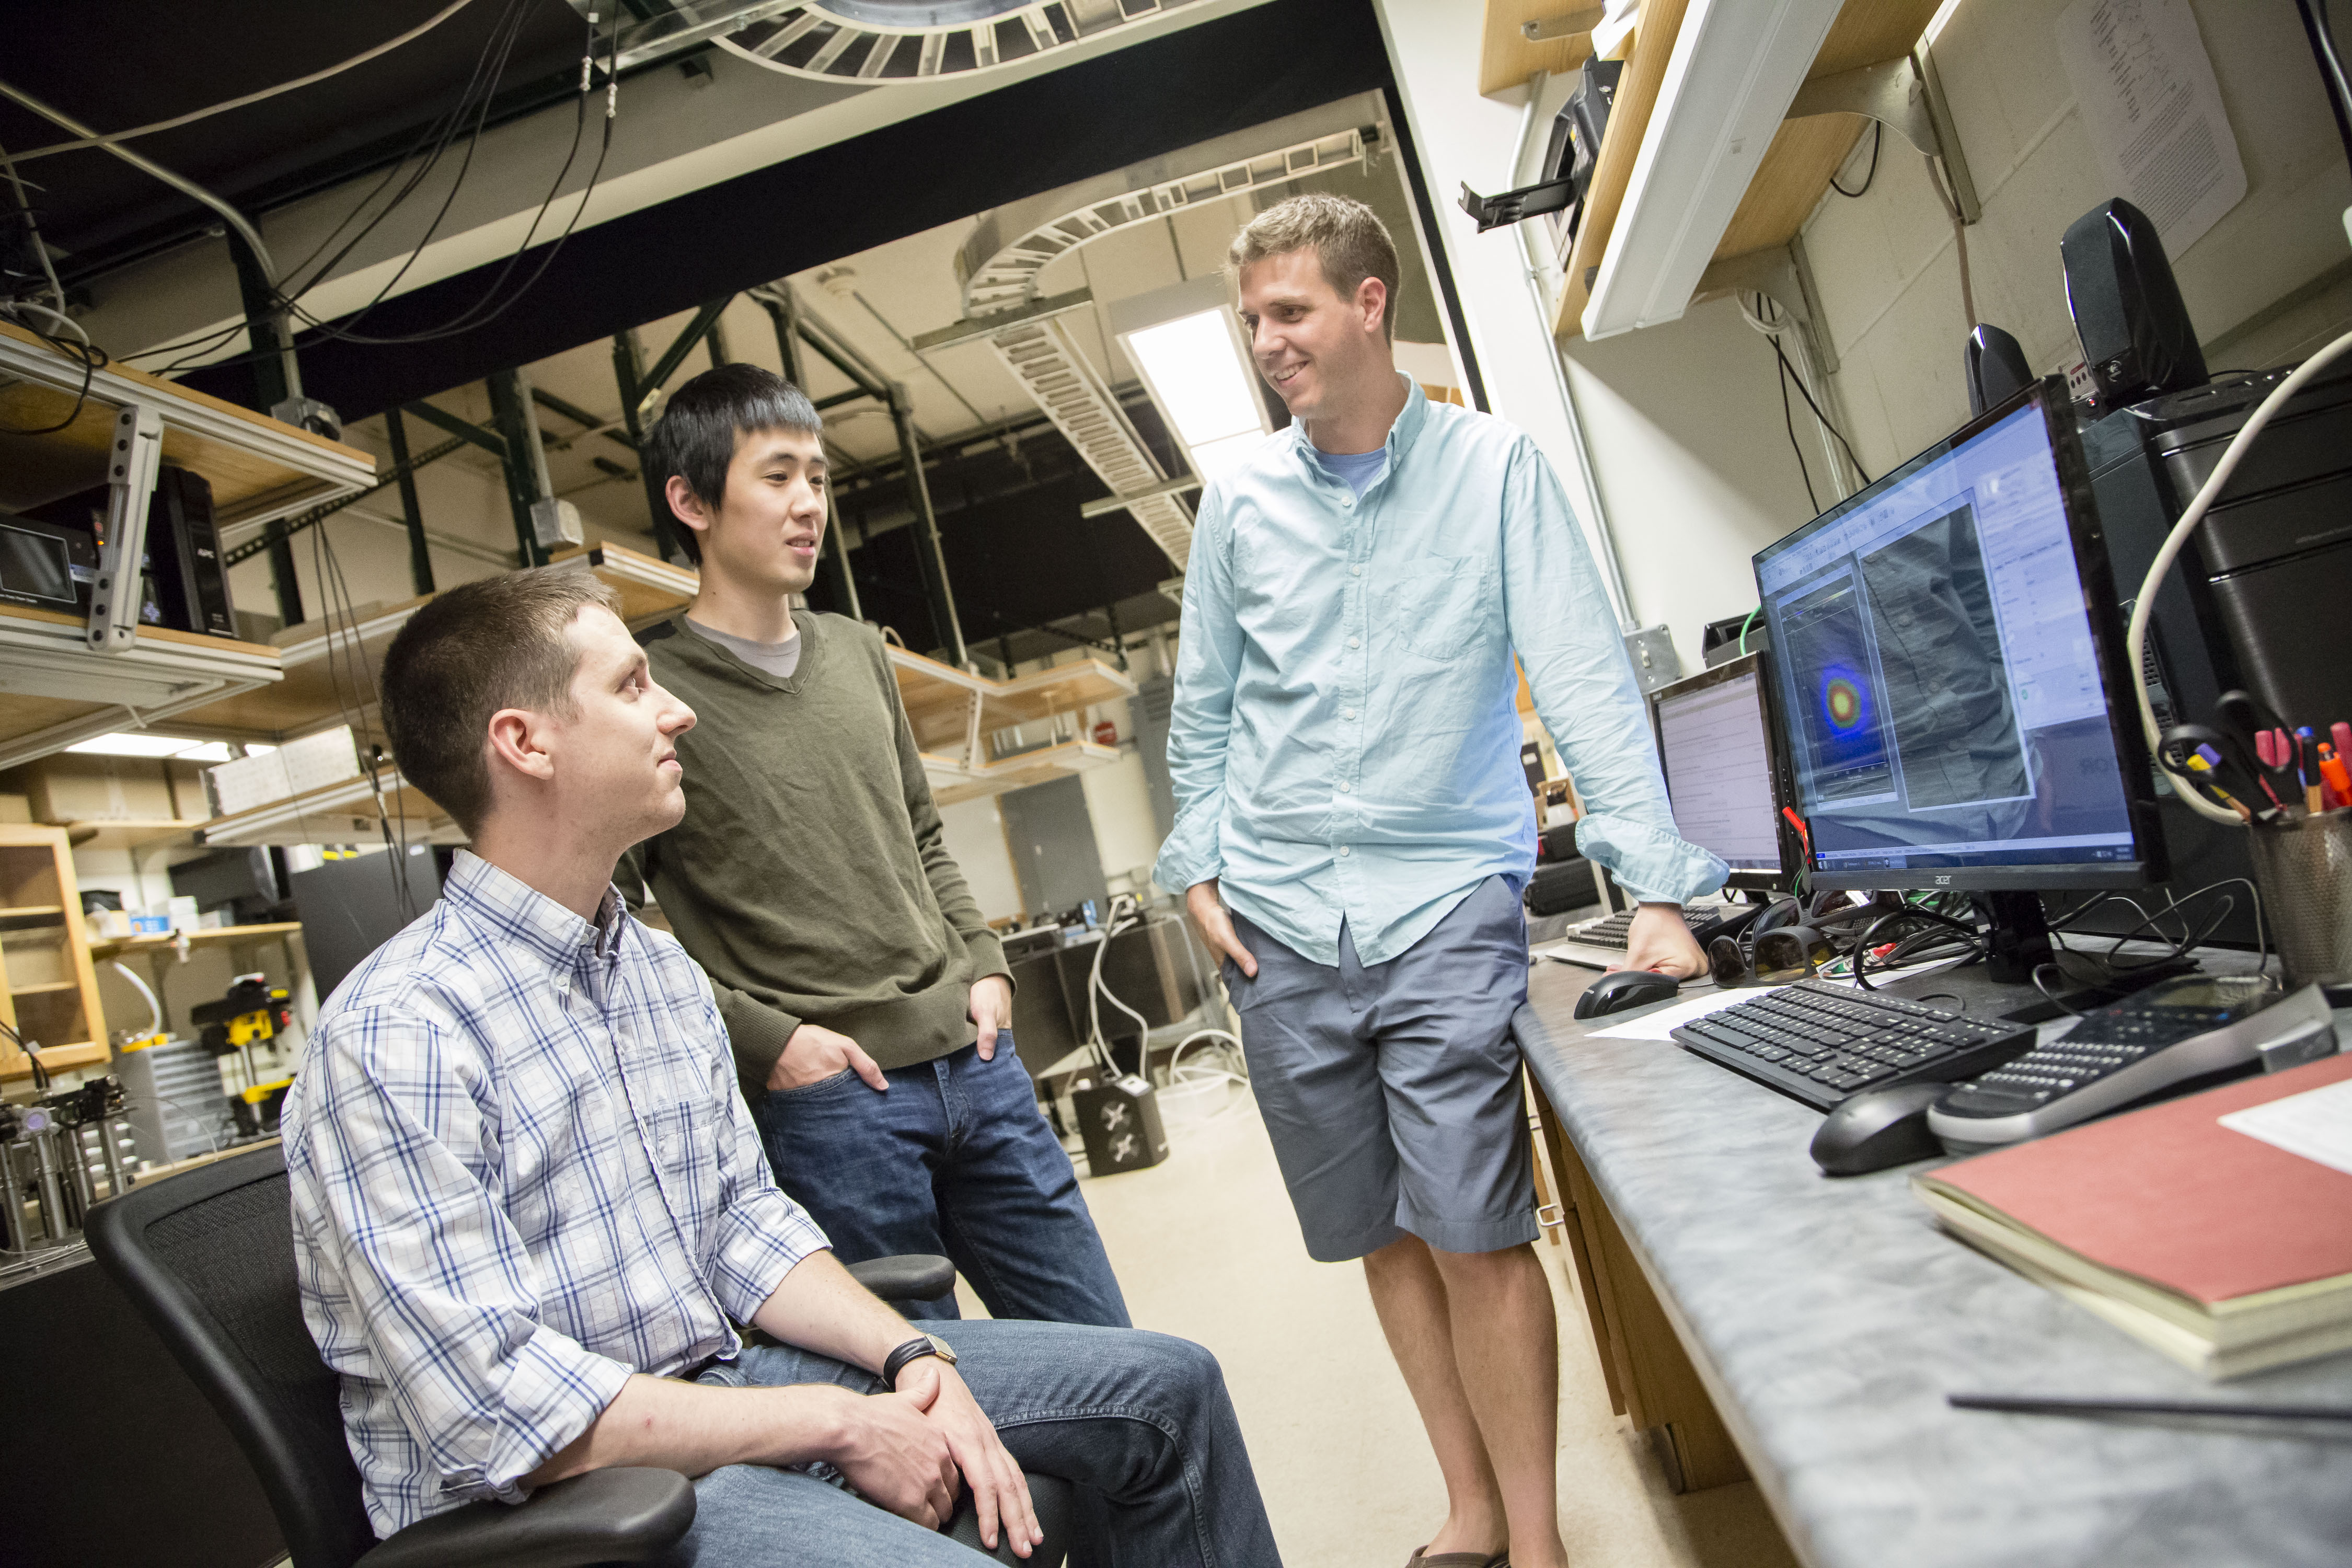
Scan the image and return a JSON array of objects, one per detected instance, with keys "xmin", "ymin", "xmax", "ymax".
[{"xmin": 768, "ymin": 1023, "xmax": 888, "ymax": 1092}]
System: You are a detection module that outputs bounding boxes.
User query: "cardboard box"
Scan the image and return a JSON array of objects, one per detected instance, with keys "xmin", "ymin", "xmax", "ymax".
[
  {"xmin": 206, "ymin": 727, "xmax": 361, "ymax": 818},
  {"xmin": 24, "ymin": 755, "xmax": 181, "ymax": 824}
]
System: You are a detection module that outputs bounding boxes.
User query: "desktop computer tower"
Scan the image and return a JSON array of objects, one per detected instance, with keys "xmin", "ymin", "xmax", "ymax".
[{"xmin": 2075, "ymin": 365, "xmax": 2352, "ymax": 949}]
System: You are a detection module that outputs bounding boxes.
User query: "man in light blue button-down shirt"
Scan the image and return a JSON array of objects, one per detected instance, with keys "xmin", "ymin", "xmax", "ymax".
[{"xmin": 1155, "ymin": 196, "xmax": 1726, "ymax": 1568}]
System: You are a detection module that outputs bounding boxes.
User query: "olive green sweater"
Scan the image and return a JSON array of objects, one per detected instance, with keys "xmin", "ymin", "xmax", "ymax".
[{"xmin": 620, "ymin": 610, "xmax": 1009, "ymax": 1100}]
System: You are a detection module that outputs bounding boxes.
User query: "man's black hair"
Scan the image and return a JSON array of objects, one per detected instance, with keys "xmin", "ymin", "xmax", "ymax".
[{"xmin": 645, "ymin": 363, "xmax": 822, "ymax": 564}]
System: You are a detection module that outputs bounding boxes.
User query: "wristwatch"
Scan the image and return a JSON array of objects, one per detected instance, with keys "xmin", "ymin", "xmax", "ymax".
[{"xmin": 883, "ymin": 1332, "xmax": 959, "ymax": 1389}]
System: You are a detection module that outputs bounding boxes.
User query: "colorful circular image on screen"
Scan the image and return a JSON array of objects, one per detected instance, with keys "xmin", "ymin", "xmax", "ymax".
[{"xmin": 1821, "ymin": 667, "xmax": 1870, "ymax": 733}]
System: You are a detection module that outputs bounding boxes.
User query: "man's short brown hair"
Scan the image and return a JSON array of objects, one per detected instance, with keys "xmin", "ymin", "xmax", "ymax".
[
  {"xmin": 1229, "ymin": 193, "xmax": 1403, "ymax": 341},
  {"xmin": 379, "ymin": 571, "xmax": 621, "ymax": 837}
]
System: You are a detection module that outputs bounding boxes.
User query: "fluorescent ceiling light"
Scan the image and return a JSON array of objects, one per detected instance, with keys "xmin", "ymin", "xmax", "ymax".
[
  {"xmin": 1110, "ymin": 276, "xmax": 1272, "ymax": 490},
  {"xmin": 64, "ymin": 733, "xmax": 239, "ymax": 762},
  {"xmin": 1581, "ymin": 0, "xmax": 1846, "ymax": 340}
]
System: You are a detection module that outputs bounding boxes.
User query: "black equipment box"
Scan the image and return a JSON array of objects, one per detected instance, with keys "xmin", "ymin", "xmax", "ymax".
[
  {"xmin": 22, "ymin": 464, "xmax": 237, "ymax": 637},
  {"xmin": 1071, "ymin": 1075, "xmax": 1168, "ymax": 1175},
  {"xmin": 0, "ymin": 509, "xmax": 97, "ymax": 613}
]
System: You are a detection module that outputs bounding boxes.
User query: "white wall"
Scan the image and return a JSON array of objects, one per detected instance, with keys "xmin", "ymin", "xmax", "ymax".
[
  {"xmin": 1804, "ymin": 0, "xmax": 2352, "ymax": 478},
  {"xmin": 938, "ymin": 794, "xmax": 1023, "ymax": 923},
  {"xmin": 1565, "ymin": 296, "xmax": 1824, "ymax": 669}
]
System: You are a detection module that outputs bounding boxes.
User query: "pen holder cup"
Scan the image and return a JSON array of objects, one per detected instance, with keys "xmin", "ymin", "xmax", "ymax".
[{"xmin": 2246, "ymin": 808, "xmax": 2352, "ymax": 987}]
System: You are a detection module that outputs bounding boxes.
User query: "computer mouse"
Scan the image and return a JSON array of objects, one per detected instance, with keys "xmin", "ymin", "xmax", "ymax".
[
  {"xmin": 1809, "ymin": 1082, "xmax": 1947, "ymax": 1176},
  {"xmin": 1574, "ymin": 968, "xmax": 1682, "ymax": 1020}
]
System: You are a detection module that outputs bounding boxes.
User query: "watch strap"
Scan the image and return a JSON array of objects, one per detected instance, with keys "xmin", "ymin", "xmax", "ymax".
[{"xmin": 882, "ymin": 1335, "xmax": 940, "ymax": 1388}]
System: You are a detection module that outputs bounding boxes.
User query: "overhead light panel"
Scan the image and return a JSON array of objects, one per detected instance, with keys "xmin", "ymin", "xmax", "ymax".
[
  {"xmin": 1581, "ymin": 0, "xmax": 1845, "ymax": 340},
  {"xmin": 1110, "ymin": 276, "xmax": 1272, "ymax": 490},
  {"xmin": 65, "ymin": 732, "xmax": 236, "ymax": 762}
]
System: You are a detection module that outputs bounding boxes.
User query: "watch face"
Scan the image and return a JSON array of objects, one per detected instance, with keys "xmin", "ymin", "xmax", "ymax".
[{"xmin": 925, "ymin": 1333, "xmax": 959, "ymax": 1365}]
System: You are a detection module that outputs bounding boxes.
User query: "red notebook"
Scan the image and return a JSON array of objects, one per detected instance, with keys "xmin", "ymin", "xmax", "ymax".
[{"xmin": 1913, "ymin": 1053, "xmax": 2352, "ymax": 1376}]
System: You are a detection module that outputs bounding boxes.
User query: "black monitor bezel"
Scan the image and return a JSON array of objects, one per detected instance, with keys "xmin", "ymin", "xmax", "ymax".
[
  {"xmin": 1749, "ymin": 376, "xmax": 2167, "ymax": 895},
  {"xmin": 1649, "ymin": 649, "xmax": 1798, "ymax": 894}
]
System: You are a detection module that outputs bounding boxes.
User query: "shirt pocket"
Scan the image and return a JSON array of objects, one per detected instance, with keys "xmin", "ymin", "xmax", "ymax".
[{"xmin": 1390, "ymin": 550, "xmax": 1497, "ymax": 662}]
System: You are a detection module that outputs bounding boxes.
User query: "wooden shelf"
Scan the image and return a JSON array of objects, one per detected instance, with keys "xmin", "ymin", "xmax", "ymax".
[
  {"xmin": 0, "ymin": 905, "xmax": 64, "ymax": 919},
  {"xmin": 547, "ymin": 541, "xmax": 700, "ymax": 627},
  {"xmin": 0, "ymin": 320, "xmax": 375, "ymax": 527},
  {"xmin": 924, "ymin": 739, "xmax": 1123, "ymax": 806},
  {"xmin": 0, "ymin": 1039, "xmax": 108, "ymax": 1081},
  {"xmin": 88, "ymin": 920, "xmax": 303, "ymax": 962},
  {"xmin": 197, "ymin": 769, "xmax": 460, "ymax": 848},
  {"xmin": 1480, "ymin": 0, "xmax": 1600, "ymax": 99},
  {"xmin": 1551, "ymin": 0, "xmax": 1941, "ymax": 339},
  {"xmin": 890, "ymin": 647, "xmax": 1137, "ymax": 760},
  {"xmin": 9, "ymin": 979, "xmax": 78, "ymax": 996},
  {"xmin": 172, "ymin": 541, "xmax": 696, "ymax": 740},
  {"xmin": 0, "ymin": 604, "xmax": 285, "ymax": 770},
  {"xmin": 63, "ymin": 819, "xmax": 206, "ymax": 851}
]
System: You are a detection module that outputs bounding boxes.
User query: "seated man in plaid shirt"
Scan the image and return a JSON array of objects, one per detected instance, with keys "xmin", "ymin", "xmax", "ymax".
[{"xmin": 280, "ymin": 571, "xmax": 1279, "ymax": 1566}]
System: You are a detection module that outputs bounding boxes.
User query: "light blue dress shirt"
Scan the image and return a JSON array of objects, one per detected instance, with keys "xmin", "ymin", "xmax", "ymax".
[{"xmin": 1154, "ymin": 378, "xmax": 1727, "ymax": 967}]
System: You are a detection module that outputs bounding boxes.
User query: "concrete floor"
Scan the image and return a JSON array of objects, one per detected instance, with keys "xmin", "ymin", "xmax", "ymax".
[{"xmin": 971, "ymin": 1080, "xmax": 1802, "ymax": 1568}]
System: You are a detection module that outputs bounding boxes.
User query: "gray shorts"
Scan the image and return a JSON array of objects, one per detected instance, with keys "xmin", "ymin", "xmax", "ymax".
[{"xmin": 1223, "ymin": 876, "xmax": 1537, "ymax": 1262}]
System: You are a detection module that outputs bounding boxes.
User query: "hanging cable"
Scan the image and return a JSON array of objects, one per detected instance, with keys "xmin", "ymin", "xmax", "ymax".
[
  {"xmin": 2, "ymin": 1, "xmax": 480, "ymax": 163},
  {"xmin": 1829, "ymin": 122, "xmax": 1881, "ymax": 198}
]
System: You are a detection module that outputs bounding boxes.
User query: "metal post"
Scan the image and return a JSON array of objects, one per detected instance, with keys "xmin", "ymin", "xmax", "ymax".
[
  {"xmin": 614, "ymin": 330, "xmax": 686, "ymax": 563},
  {"xmin": 265, "ymin": 518, "xmax": 304, "ymax": 627},
  {"xmin": 758, "ymin": 287, "xmax": 807, "ymax": 388},
  {"xmin": 382, "ymin": 407, "xmax": 436, "ymax": 596},
  {"xmin": 706, "ymin": 313, "xmax": 733, "ymax": 369},
  {"xmin": 225, "ymin": 230, "xmax": 299, "ymax": 413},
  {"xmin": 485, "ymin": 368, "xmax": 552, "ymax": 568},
  {"xmin": 889, "ymin": 383, "xmax": 966, "ymax": 667}
]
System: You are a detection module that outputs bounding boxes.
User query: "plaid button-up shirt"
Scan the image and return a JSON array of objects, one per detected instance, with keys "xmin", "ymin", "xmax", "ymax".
[{"xmin": 284, "ymin": 851, "xmax": 827, "ymax": 1538}]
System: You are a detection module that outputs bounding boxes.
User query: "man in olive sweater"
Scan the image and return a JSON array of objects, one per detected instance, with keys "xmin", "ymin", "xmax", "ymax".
[{"xmin": 621, "ymin": 364, "xmax": 1127, "ymax": 1328}]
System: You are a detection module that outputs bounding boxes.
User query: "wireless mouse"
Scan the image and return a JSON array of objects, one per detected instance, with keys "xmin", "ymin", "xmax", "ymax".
[
  {"xmin": 1574, "ymin": 968, "xmax": 1682, "ymax": 1020},
  {"xmin": 1809, "ymin": 1082, "xmax": 1947, "ymax": 1175}
]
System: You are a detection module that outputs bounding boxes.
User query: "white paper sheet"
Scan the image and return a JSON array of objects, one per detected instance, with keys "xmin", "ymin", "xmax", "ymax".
[
  {"xmin": 1586, "ymin": 986, "xmax": 1788, "ymax": 1041},
  {"xmin": 2218, "ymin": 1077, "xmax": 2352, "ymax": 1178},
  {"xmin": 2056, "ymin": 0, "xmax": 2246, "ymax": 256}
]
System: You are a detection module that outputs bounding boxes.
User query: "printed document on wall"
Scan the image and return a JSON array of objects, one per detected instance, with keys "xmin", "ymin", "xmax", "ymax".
[{"xmin": 2056, "ymin": 0, "xmax": 2246, "ymax": 256}]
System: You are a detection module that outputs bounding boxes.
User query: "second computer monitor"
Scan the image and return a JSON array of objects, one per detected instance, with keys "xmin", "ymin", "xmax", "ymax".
[
  {"xmin": 1651, "ymin": 651, "xmax": 1796, "ymax": 893},
  {"xmin": 1751, "ymin": 379, "xmax": 2162, "ymax": 892}
]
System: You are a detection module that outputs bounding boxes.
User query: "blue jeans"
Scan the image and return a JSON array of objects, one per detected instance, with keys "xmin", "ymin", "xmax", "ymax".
[
  {"xmin": 753, "ymin": 1033, "xmax": 1131, "ymax": 1327},
  {"xmin": 663, "ymin": 1321, "xmax": 1283, "ymax": 1567}
]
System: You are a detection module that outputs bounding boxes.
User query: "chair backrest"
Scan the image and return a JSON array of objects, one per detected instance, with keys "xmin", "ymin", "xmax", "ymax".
[{"xmin": 85, "ymin": 1144, "xmax": 381, "ymax": 1568}]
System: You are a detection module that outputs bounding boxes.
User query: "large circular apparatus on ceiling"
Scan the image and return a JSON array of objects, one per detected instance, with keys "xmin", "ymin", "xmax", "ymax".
[{"xmin": 717, "ymin": 0, "xmax": 1201, "ymax": 84}]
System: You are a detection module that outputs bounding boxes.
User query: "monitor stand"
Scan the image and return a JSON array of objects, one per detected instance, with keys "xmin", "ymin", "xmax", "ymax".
[{"xmin": 1869, "ymin": 890, "xmax": 2196, "ymax": 1024}]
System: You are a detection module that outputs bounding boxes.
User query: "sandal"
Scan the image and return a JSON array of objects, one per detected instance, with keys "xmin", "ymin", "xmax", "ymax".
[{"xmin": 1404, "ymin": 1550, "xmax": 1509, "ymax": 1568}]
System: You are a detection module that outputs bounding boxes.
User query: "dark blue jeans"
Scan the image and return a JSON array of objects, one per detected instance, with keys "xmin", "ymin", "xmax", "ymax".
[
  {"xmin": 664, "ymin": 1320, "xmax": 1282, "ymax": 1567},
  {"xmin": 753, "ymin": 1032, "xmax": 1131, "ymax": 1327}
]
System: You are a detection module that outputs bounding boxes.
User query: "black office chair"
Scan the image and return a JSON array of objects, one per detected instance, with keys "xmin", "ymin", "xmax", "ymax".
[{"xmin": 85, "ymin": 1145, "xmax": 1070, "ymax": 1567}]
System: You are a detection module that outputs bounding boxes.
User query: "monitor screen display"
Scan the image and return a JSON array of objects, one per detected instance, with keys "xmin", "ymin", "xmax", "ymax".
[
  {"xmin": 1753, "ymin": 394, "xmax": 2143, "ymax": 881},
  {"xmin": 0, "ymin": 524, "xmax": 75, "ymax": 605},
  {"xmin": 1654, "ymin": 664, "xmax": 1782, "ymax": 875}
]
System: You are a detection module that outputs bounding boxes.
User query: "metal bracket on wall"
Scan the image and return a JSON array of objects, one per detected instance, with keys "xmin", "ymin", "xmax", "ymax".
[
  {"xmin": 1785, "ymin": 50, "xmax": 1979, "ymax": 224},
  {"xmin": 87, "ymin": 403, "xmax": 165, "ymax": 654}
]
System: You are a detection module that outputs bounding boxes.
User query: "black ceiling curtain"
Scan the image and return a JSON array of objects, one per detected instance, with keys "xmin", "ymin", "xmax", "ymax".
[{"xmin": 186, "ymin": 0, "xmax": 1400, "ymax": 419}]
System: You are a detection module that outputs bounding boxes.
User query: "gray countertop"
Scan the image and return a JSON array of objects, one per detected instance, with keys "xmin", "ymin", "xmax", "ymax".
[{"xmin": 1514, "ymin": 960, "xmax": 2352, "ymax": 1568}]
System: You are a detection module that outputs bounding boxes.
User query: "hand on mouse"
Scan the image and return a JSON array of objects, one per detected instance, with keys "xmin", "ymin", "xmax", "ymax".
[{"xmin": 1620, "ymin": 902, "xmax": 1706, "ymax": 978}]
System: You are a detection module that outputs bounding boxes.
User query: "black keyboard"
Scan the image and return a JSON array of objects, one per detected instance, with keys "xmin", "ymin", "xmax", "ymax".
[
  {"xmin": 1672, "ymin": 980, "xmax": 2038, "ymax": 1112},
  {"xmin": 1563, "ymin": 905, "xmax": 1722, "ymax": 951}
]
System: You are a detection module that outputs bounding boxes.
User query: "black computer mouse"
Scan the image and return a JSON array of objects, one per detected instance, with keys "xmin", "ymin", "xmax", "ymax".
[
  {"xmin": 1574, "ymin": 968, "xmax": 1682, "ymax": 1020},
  {"xmin": 1809, "ymin": 1082, "xmax": 1947, "ymax": 1176}
]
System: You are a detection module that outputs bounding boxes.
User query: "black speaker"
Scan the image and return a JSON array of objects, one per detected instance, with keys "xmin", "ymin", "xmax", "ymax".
[
  {"xmin": 1963, "ymin": 324, "xmax": 2033, "ymax": 417},
  {"xmin": 148, "ymin": 466, "xmax": 237, "ymax": 638},
  {"xmin": 2061, "ymin": 199, "xmax": 2208, "ymax": 408}
]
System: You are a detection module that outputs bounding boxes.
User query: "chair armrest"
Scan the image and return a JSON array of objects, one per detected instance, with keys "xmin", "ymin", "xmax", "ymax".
[
  {"xmin": 846, "ymin": 1253, "xmax": 958, "ymax": 1305},
  {"xmin": 355, "ymin": 1467, "xmax": 695, "ymax": 1568}
]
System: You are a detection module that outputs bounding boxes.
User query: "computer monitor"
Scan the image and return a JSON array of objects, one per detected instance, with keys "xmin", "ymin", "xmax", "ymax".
[
  {"xmin": 1751, "ymin": 379, "xmax": 2164, "ymax": 918},
  {"xmin": 1650, "ymin": 651, "xmax": 1796, "ymax": 892}
]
